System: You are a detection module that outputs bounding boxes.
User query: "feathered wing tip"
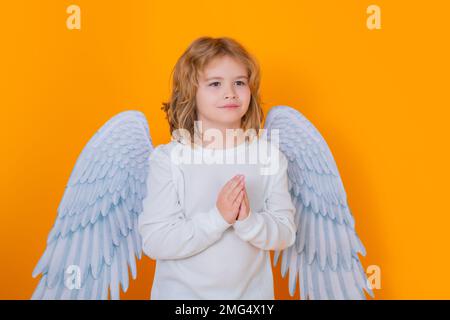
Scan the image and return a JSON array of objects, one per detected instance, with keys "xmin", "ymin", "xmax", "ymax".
[
  {"xmin": 31, "ymin": 110, "xmax": 154, "ymax": 299},
  {"xmin": 266, "ymin": 105, "xmax": 374, "ymax": 300}
]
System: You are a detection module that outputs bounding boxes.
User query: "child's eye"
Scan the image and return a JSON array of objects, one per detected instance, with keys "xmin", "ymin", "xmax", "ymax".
[{"xmin": 208, "ymin": 81, "xmax": 246, "ymax": 87}]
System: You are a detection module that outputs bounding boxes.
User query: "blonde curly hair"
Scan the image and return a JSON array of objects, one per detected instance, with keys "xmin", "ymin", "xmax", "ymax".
[{"xmin": 161, "ymin": 36, "xmax": 264, "ymax": 145}]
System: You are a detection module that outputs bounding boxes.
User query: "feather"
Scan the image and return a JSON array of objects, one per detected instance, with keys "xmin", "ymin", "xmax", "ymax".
[
  {"xmin": 264, "ymin": 105, "xmax": 373, "ymax": 300},
  {"xmin": 31, "ymin": 111, "xmax": 153, "ymax": 300}
]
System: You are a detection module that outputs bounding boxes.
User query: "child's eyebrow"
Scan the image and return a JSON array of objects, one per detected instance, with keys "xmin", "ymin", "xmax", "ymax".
[{"xmin": 204, "ymin": 76, "xmax": 248, "ymax": 81}]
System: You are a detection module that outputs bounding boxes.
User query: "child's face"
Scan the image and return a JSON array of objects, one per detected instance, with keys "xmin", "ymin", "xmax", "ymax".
[{"xmin": 196, "ymin": 55, "xmax": 251, "ymax": 131}]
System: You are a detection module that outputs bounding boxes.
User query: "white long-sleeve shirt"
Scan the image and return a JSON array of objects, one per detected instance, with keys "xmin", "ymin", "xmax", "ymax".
[{"xmin": 138, "ymin": 136, "xmax": 297, "ymax": 300}]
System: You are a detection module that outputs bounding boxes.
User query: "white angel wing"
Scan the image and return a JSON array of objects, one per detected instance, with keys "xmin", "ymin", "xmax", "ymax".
[
  {"xmin": 264, "ymin": 105, "xmax": 374, "ymax": 300},
  {"xmin": 32, "ymin": 110, "xmax": 154, "ymax": 299}
]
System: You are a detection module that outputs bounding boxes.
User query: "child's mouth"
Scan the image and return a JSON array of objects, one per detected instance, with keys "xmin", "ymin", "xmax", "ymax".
[{"xmin": 219, "ymin": 104, "xmax": 240, "ymax": 109}]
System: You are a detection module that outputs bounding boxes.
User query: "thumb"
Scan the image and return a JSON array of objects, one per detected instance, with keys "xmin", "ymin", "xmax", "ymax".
[{"xmin": 237, "ymin": 197, "xmax": 246, "ymax": 220}]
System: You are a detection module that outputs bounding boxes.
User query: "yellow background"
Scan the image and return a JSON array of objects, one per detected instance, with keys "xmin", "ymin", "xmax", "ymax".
[{"xmin": 1, "ymin": 0, "xmax": 449, "ymax": 299}]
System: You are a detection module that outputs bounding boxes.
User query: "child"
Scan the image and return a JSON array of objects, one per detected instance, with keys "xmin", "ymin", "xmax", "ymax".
[{"xmin": 138, "ymin": 37, "xmax": 296, "ymax": 299}]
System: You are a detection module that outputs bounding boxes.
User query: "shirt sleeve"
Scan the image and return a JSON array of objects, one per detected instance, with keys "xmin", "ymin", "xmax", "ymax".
[
  {"xmin": 138, "ymin": 146, "xmax": 233, "ymax": 261},
  {"xmin": 233, "ymin": 148, "xmax": 297, "ymax": 251}
]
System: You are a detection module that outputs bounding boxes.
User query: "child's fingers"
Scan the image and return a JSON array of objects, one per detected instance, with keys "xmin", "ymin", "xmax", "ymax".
[
  {"xmin": 226, "ymin": 178, "xmax": 245, "ymax": 201},
  {"xmin": 237, "ymin": 199, "xmax": 243, "ymax": 218},
  {"xmin": 223, "ymin": 175, "xmax": 243, "ymax": 197},
  {"xmin": 237, "ymin": 193, "xmax": 246, "ymax": 215},
  {"xmin": 233, "ymin": 190, "xmax": 245, "ymax": 209},
  {"xmin": 236, "ymin": 201, "xmax": 243, "ymax": 220},
  {"xmin": 224, "ymin": 175, "xmax": 240, "ymax": 189},
  {"xmin": 220, "ymin": 177, "xmax": 235, "ymax": 197}
]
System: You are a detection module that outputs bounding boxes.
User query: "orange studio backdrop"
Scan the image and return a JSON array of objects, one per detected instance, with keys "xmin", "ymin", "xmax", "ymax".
[{"xmin": 1, "ymin": 0, "xmax": 449, "ymax": 299}]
